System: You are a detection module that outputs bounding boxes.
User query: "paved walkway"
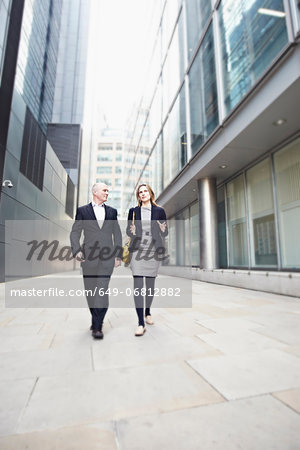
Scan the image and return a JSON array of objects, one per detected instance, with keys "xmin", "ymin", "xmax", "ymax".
[{"xmin": 0, "ymin": 269, "xmax": 300, "ymax": 449}]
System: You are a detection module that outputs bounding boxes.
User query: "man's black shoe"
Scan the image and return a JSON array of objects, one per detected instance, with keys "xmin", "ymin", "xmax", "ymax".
[{"xmin": 92, "ymin": 330, "xmax": 103, "ymax": 339}]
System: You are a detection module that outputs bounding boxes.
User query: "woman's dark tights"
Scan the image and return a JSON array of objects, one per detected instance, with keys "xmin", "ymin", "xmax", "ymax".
[{"xmin": 133, "ymin": 276, "xmax": 155, "ymax": 326}]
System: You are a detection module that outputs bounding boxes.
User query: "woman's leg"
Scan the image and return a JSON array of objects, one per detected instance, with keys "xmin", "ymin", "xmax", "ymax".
[
  {"xmin": 145, "ymin": 276, "xmax": 155, "ymax": 317},
  {"xmin": 133, "ymin": 276, "xmax": 145, "ymax": 326}
]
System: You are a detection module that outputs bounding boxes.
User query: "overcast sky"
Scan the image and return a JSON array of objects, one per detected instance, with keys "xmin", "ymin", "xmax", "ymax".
[{"xmin": 94, "ymin": 0, "xmax": 157, "ymax": 129}]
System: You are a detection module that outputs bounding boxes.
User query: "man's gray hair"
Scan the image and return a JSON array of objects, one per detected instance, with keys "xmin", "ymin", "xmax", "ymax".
[{"xmin": 92, "ymin": 182, "xmax": 106, "ymax": 193}]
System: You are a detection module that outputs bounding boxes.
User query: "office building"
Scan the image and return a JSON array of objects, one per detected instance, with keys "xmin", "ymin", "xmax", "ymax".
[
  {"xmin": 124, "ymin": 0, "xmax": 300, "ymax": 296},
  {"xmin": 0, "ymin": 0, "xmax": 92, "ymax": 281}
]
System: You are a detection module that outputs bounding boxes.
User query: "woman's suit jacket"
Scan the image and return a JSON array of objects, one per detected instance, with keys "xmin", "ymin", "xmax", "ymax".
[{"xmin": 126, "ymin": 205, "xmax": 168, "ymax": 254}]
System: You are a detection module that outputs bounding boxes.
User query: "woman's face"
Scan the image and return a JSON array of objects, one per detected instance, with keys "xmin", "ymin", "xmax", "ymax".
[{"xmin": 138, "ymin": 185, "xmax": 151, "ymax": 203}]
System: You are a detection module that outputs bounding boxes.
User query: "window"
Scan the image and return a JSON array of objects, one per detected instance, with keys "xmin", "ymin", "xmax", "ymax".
[
  {"xmin": 0, "ymin": 0, "xmax": 12, "ymax": 85},
  {"xmin": 97, "ymin": 166, "xmax": 112, "ymax": 174},
  {"xmin": 186, "ymin": 0, "xmax": 212, "ymax": 63},
  {"xmin": 98, "ymin": 144, "xmax": 113, "ymax": 151},
  {"xmin": 162, "ymin": 12, "xmax": 185, "ymax": 119},
  {"xmin": 65, "ymin": 176, "xmax": 75, "ymax": 218},
  {"xmin": 189, "ymin": 24, "xmax": 219, "ymax": 155},
  {"xmin": 97, "ymin": 153, "xmax": 113, "ymax": 162},
  {"xmin": 226, "ymin": 174, "xmax": 248, "ymax": 266},
  {"xmin": 274, "ymin": 138, "xmax": 300, "ymax": 268},
  {"xmin": 96, "ymin": 178, "xmax": 112, "ymax": 186},
  {"xmin": 20, "ymin": 107, "xmax": 46, "ymax": 190},
  {"xmin": 247, "ymin": 158, "xmax": 277, "ymax": 267},
  {"xmin": 190, "ymin": 203, "xmax": 200, "ymax": 266},
  {"xmin": 217, "ymin": 186, "xmax": 227, "ymax": 268},
  {"xmin": 163, "ymin": 85, "xmax": 187, "ymax": 187},
  {"xmin": 219, "ymin": 0, "xmax": 288, "ymax": 114}
]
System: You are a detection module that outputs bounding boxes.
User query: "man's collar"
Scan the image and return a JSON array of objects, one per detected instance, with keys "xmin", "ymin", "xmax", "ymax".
[{"xmin": 92, "ymin": 202, "xmax": 105, "ymax": 207}]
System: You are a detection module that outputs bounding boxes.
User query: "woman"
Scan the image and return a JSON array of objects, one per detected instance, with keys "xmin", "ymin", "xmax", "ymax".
[{"xmin": 126, "ymin": 183, "xmax": 168, "ymax": 336}]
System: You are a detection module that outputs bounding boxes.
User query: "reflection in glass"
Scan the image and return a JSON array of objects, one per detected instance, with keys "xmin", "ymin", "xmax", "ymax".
[
  {"xmin": 274, "ymin": 139, "xmax": 300, "ymax": 268},
  {"xmin": 163, "ymin": 84, "xmax": 187, "ymax": 188},
  {"xmin": 219, "ymin": 0, "xmax": 288, "ymax": 114},
  {"xmin": 149, "ymin": 79, "xmax": 162, "ymax": 143},
  {"xmin": 162, "ymin": 13, "xmax": 184, "ymax": 119},
  {"xmin": 15, "ymin": 0, "xmax": 62, "ymax": 132},
  {"xmin": 0, "ymin": 0, "xmax": 12, "ymax": 84},
  {"xmin": 217, "ymin": 186, "xmax": 227, "ymax": 268},
  {"xmin": 185, "ymin": 0, "xmax": 211, "ymax": 63},
  {"xmin": 176, "ymin": 209, "xmax": 190, "ymax": 266},
  {"xmin": 167, "ymin": 218, "xmax": 177, "ymax": 265},
  {"xmin": 190, "ymin": 203, "xmax": 200, "ymax": 266},
  {"xmin": 151, "ymin": 135, "xmax": 163, "ymax": 198},
  {"xmin": 247, "ymin": 158, "xmax": 277, "ymax": 266},
  {"xmin": 162, "ymin": 0, "xmax": 181, "ymax": 55},
  {"xmin": 189, "ymin": 24, "xmax": 219, "ymax": 155},
  {"xmin": 226, "ymin": 175, "xmax": 248, "ymax": 266}
]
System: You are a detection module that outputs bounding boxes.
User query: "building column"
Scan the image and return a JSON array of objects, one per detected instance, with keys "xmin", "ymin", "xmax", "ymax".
[{"xmin": 197, "ymin": 178, "xmax": 219, "ymax": 269}]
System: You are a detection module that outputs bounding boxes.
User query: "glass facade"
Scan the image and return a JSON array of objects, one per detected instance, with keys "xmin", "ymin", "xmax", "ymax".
[
  {"xmin": 15, "ymin": 0, "xmax": 62, "ymax": 132},
  {"xmin": 247, "ymin": 158, "xmax": 277, "ymax": 267},
  {"xmin": 219, "ymin": 0, "xmax": 288, "ymax": 114},
  {"xmin": 226, "ymin": 174, "xmax": 249, "ymax": 267},
  {"xmin": 166, "ymin": 203, "xmax": 200, "ymax": 267},
  {"xmin": 163, "ymin": 84, "xmax": 187, "ymax": 188},
  {"xmin": 0, "ymin": 0, "xmax": 12, "ymax": 84},
  {"xmin": 186, "ymin": 0, "xmax": 211, "ymax": 64},
  {"xmin": 215, "ymin": 138, "xmax": 300, "ymax": 270},
  {"xmin": 189, "ymin": 24, "xmax": 219, "ymax": 155},
  {"xmin": 217, "ymin": 186, "xmax": 227, "ymax": 268},
  {"xmin": 274, "ymin": 138, "xmax": 300, "ymax": 269},
  {"xmin": 122, "ymin": 0, "xmax": 298, "ymax": 274},
  {"xmin": 123, "ymin": 0, "xmax": 290, "ymax": 211}
]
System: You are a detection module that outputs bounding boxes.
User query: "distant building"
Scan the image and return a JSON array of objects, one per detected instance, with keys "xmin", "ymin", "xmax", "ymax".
[{"xmin": 94, "ymin": 129, "xmax": 125, "ymax": 216}]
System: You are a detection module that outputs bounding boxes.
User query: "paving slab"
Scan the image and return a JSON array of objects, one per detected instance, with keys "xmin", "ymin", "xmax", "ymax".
[
  {"xmin": 17, "ymin": 362, "xmax": 223, "ymax": 433},
  {"xmin": 195, "ymin": 317, "xmax": 263, "ymax": 332},
  {"xmin": 255, "ymin": 324, "xmax": 300, "ymax": 345},
  {"xmin": 187, "ymin": 349, "xmax": 300, "ymax": 400},
  {"xmin": 273, "ymin": 388, "xmax": 300, "ymax": 414},
  {"xmin": 0, "ymin": 378, "xmax": 36, "ymax": 436},
  {"xmin": 116, "ymin": 395, "xmax": 300, "ymax": 450},
  {"xmin": 0, "ymin": 346, "xmax": 92, "ymax": 382},
  {"xmin": 0, "ymin": 274, "xmax": 299, "ymax": 447},
  {"xmin": 92, "ymin": 336, "xmax": 220, "ymax": 371},
  {"xmin": 196, "ymin": 329, "xmax": 286, "ymax": 355},
  {"xmin": 0, "ymin": 422, "xmax": 117, "ymax": 450},
  {"xmin": 0, "ymin": 334, "xmax": 53, "ymax": 353}
]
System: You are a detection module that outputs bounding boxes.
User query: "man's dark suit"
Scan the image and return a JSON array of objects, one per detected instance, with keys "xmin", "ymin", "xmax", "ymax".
[{"xmin": 70, "ymin": 202, "xmax": 122, "ymax": 332}]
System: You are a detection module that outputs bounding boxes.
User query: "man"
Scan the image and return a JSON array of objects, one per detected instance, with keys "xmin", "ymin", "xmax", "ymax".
[{"xmin": 70, "ymin": 183, "xmax": 122, "ymax": 339}]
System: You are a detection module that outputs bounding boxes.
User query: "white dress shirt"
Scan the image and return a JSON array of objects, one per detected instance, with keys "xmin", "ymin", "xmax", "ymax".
[{"xmin": 92, "ymin": 202, "xmax": 105, "ymax": 228}]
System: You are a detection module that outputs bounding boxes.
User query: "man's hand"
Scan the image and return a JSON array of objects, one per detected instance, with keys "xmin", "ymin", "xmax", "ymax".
[
  {"xmin": 75, "ymin": 251, "xmax": 85, "ymax": 262},
  {"xmin": 115, "ymin": 258, "xmax": 121, "ymax": 267}
]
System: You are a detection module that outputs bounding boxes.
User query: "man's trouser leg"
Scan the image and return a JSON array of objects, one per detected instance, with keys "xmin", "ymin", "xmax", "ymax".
[{"xmin": 83, "ymin": 274, "xmax": 110, "ymax": 331}]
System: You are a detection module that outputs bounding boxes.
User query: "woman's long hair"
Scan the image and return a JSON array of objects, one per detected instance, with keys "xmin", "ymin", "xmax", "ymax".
[{"xmin": 136, "ymin": 183, "xmax": 158, "ymax": 206}]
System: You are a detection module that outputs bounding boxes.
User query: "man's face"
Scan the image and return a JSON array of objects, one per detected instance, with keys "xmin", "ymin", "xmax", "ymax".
[{"xmin": 93, "ymin": 184, "xmax": 109, "ymax": 204}]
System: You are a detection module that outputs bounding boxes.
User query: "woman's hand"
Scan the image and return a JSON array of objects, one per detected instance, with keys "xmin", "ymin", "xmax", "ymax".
[
  {"xmin": 157, "ymin": 221, "xmax": 167, "ymax": 233},
  {"xmin": 130, "ymin": 223, "xmax": 136, "ymax": 235}
]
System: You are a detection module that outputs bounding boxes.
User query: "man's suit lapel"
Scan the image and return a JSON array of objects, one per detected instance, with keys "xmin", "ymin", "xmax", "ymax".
[
  {"xmin": 87, "ymin": 203, "xmax": 97, "ymax": 220},
  {"xmin": 104, "ymin": 204, "xmax": 108, "ymax": 220}
]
